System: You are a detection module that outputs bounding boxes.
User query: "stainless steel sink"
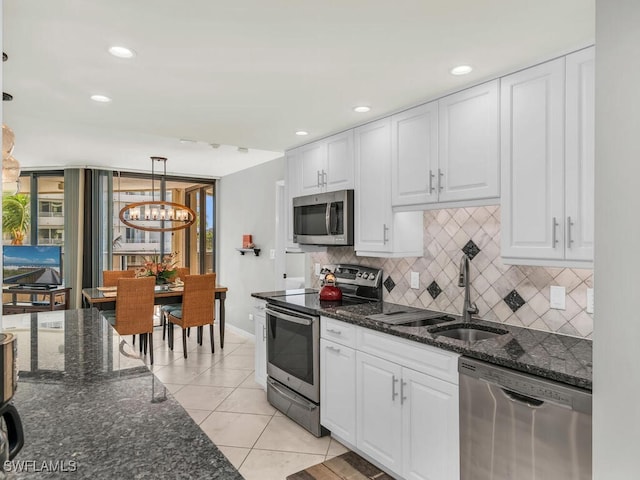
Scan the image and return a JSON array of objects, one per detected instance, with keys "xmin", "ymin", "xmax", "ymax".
[
  {"xmin": 367, "ymin": 311, "xmax": 456, "ymax": 327},
  {"xmin": 433, "ymin": 324, "xmax": 509, "ymax": 342},
  {"xmin": 394, "ymin": 315, "xmax": 457, "ymax": 327}
]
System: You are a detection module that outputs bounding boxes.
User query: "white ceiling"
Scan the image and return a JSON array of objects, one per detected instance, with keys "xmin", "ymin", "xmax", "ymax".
[{"xmin": 2, "ymin": 0, "xmax": 595, "ymax": 178}]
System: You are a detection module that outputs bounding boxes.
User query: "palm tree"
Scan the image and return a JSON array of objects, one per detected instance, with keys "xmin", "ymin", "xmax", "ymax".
[{"xmin": 2, "ymin": 193, "xmax": 30, "ymax": 244}]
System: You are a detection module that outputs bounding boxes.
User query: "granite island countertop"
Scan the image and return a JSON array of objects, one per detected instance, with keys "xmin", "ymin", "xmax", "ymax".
[
  {"xmin": 1, "ymin": 309, "xmax": 242, "ymax": 479},
  {"xmin": 252, "ymin": 290, "xmax": 592, "ymax": 391}
]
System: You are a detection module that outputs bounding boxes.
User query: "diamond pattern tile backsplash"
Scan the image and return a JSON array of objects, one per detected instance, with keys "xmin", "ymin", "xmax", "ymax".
[{"xmin": 309, "ymin": 206, "xmax": 594, "ymax": 339}]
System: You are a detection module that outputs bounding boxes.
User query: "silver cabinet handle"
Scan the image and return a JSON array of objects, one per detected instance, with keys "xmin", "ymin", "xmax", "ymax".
[
  {"xmin": 392, "ymin": 375, "xmax": 399, "ymax": 401},
  {"xmin": 401, "ymin": 380, "xmax": 407, "ymax": 405},
  {"xmin": 552, "ymin": 217, "xmax": 559, "ymax": 247},
  {"xmin": 429, "ymin": 170, "xmax": 435, "ymax": 193},
  {"xmin": 567, "ymin": 216, "xmax": 574, "ymax": 248},
  {"xmin": 322, "ymin": 170, "xmax": 327, "ymax": 186},
  {"xmin": 326, "ymin": 328, "xmax": 342, "ymax": 335},
  {"xmin": 327, "ymin": 345, "xmax": 341, "ymax": 353},
  {"xmin": 438, "ymin": 168, "xmax": 444, "ymax": 192},
  {"xmin": 383, "ymin": 224, "xmax": 389, "ymax": 244}
]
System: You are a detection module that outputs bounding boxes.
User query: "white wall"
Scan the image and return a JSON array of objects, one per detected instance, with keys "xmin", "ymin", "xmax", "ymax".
[
  {"xmin": 217, "ymin": 156, "xmax": 285, "ymax": 334},
  {"xmin": 594, "ymin": 1, "xmax": 640, "ymax": 478}
]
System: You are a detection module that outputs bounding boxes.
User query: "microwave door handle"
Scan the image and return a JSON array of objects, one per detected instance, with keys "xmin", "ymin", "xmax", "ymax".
[{"xmin": 325, "ymin": 203, "xmax": 332, "ymax": 235}]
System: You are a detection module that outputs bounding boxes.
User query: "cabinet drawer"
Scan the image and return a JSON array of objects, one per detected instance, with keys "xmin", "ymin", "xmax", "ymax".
[
  {"xmin": 321, "ymin": 317, "xmax": 357, "ymax": 348},
  {"xmin": 357, "ymin": 328, "xmax": 459, "ymax": 384}
]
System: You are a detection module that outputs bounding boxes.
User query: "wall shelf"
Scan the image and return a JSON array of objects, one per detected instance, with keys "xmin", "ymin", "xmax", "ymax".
[{"xmin": 236, "ymin": 248, "xmax": 261, "ymax": 257}]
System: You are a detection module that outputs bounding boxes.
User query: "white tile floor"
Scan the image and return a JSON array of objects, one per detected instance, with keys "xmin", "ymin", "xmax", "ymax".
[{"xmin": 148, "ymin": 324, "xmax": 348, "ymax": 480}]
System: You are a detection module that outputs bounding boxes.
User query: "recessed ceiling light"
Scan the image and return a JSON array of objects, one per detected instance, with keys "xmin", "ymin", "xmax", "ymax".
[
  {"xmin": 108, "ymin": 46, "xmax": 135, "ymax": 59},
  {"xmin": 90, "ymin": 94, "xmax": 112, "ymax": 103},
  {"xmin": 295, "ymin": 130, "xmax": 309, "ymax": 136},
  {"xmin": 450, "ymin": 65, "xmax": 473, "ymax": 76},
  {"xmin": 179, "ymin": 138, "xmax": 197, "ymax": 144},
  {"xmin": 353, "ymin": 106, "xmax": 371, "ymax": 113}
]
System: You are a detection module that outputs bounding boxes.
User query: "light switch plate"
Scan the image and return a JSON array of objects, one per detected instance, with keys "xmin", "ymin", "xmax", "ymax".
[
  {"xmin": 315, "ymin": 263, "xmax": 321, "ymax": 276},
  {"xmin": 586, "ymin": 288, "xmax": 594, "ymax": 314},
  {"xmin": 410, "ymin": 271, "xmax": 419, "ymax": 289},
  {"xmin": 549, "ymin": 286, "xmax": 566, "ymax": 310},
  {"xmin": 269, "ymin": 249, "xmax": 276, "ymax": 260}
]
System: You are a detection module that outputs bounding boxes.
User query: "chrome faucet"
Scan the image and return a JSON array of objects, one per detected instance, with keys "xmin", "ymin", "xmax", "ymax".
[{"xmin": 458, "ymin": 254, "xmax": 479, "ymax": 322}]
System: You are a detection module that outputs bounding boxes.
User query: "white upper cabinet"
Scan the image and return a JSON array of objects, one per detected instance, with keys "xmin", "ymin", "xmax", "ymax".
[
  {"xmin": 391, "ymin": 81, "xmax": 499, "ymax": 209},
  {"xmin": 565, "ymin": 47, "xmax": 595, "ymax": 262},
  {"xmin": 325, "ymin": 130, "xmax": 354, "ymax": 192},
  {"xmin": 298, "ymin": 130, "xmax": 354, "ymax": 195},
  {"xmin": 391, "ymin": 102, "xmax": 439, "ymax": 206},
  {"xmin": 501, "ymin": 47, "xmax": 594, "ymax": 266},
  {"xmin": 438, "ymin": 80, "xmax": 500, "ymax": 203},
  {"xmin": 355, "ymin": 119, "xmax": 393, "ymax": 252},
  {"xmin": 355, "ymin": 118, "xmax": 423, "ymax": 257}
]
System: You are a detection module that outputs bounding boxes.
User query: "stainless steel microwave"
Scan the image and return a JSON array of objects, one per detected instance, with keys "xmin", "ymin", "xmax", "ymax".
[{"xmin": 292, "ymin": 189, "xmax": 354, "ymax": 246}]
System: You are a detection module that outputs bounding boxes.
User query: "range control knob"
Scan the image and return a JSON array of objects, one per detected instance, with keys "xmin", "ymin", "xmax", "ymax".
[{"xmin": 362, "ymin": 273, "xmax": 369, "ymax": 279}]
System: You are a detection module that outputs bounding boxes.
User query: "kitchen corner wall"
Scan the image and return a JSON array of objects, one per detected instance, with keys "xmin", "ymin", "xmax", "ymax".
[
  {"xmin": 218, "ymin": 156, "xmax": 285, "ymax": 335},
  {"xmin": 310, "ymin": 205, "xmax": 594, "ymax": 339}
]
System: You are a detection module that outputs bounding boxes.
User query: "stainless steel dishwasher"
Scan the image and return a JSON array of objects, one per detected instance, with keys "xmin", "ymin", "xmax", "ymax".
[{"xmin": 459, "ymin": 357, "xmax": 592, "ymax": 480}]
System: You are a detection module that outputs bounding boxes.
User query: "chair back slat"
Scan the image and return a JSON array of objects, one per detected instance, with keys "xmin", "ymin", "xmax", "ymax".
[
  {"xmin": 103, "ymin": 269, "xmax": 136, "ymax": 287},
  {"xmin": 114, "ymin": 276, "xmax": 155, "ymax": 335},
  {"xmin": 180, "ymin": 273, "xmax": 216, "ymax": 328}
]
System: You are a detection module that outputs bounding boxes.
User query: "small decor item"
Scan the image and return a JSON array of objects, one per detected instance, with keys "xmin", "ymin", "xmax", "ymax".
[
  {"xmin": 136, "ymin": 252, "xmax": 178, "ymax": 285},
  {"xmin": 242, "ymin": 234, "xmax": 254, "ymax": 248},
  {"xmin": 2, "ymin": 193, "xmax": 29, "ymax": 244}
]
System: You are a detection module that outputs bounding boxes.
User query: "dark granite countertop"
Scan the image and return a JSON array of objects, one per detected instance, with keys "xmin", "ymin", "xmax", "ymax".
[
  {"xmin": 1, "ymin": 309, "xmax": 242, "ymax": 479},
  {"xmin": 252, "ymin": 290, "xmax": 592, "ymax": 391}
]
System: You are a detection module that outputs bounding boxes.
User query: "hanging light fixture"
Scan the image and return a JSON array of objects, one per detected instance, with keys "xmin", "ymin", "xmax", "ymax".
[{"xmin": 118, "ymin": 156, "xmax": 196, "ymax": 232}]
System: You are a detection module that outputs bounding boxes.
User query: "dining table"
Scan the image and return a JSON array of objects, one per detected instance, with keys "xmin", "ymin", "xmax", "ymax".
[{"xmin": 81, "ymin": 284, "xmax": 229, "ymax": 348}]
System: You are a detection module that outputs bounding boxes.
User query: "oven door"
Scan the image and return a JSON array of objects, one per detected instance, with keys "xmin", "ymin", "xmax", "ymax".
[{"xmin": 265, "ymin": 304, "xmax": 320, "ymax": 403}]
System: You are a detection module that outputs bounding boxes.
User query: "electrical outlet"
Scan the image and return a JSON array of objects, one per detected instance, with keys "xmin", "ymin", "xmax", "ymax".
[
  {"xmin": 249, "ymin": 313, "xmax": 254, "ymax": 321},
  {"xmin": 315, "ymin": 263, "xmax": 321, "ymax": 276},
  {"xmin": 549, "ymin": 286, "xmax": 566, "ymax": 310},
  {"xmin": 410, "ymin": 271, "xmax": 420, "ymax": 289},
  {"xmin": 269, "ymin": 249, "xmax": 276, "ymax": 260},
  {"xmin": 586, "ymin": 288, "xmax": 594, "ymax": 314}
]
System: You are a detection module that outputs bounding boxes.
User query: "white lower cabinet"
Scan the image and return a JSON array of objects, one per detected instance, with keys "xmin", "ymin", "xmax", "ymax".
[
  {"xmin": 320, "ymin": 317, "xmax": 460, "ymax": 480},
  {"xmin": 356, "ymin": 351, "xmax": 404, "ymax": 472},
  {"xmin": 253, "ymin": 300, "xmax": 267, "ymax": 390},
  {"xmin": 401, "ymin": 367, "xmax": 459, "ymax": 480},
  {"xmin": 320, "ymin": 339, "xmax": 357, "ymax": 446}
]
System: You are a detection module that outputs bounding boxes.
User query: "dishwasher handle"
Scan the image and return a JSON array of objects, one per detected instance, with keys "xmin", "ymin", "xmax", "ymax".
[{"xmin": 501, "ymin": 388, "xmax": 545, "ymax": 408}]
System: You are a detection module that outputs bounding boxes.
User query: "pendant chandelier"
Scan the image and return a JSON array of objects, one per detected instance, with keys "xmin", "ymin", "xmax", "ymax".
[
  {"xmin": 118, "ymin": 156, "xmax": 196, "ymax": 232},
  {"xmin": 2, "ymin": 124, "xmax": 21, "ymax": 193}
]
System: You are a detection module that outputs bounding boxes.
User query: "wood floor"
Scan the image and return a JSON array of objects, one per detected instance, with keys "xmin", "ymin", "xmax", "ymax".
[{"xmin": 286, "ymin": 451, "xmax": 395, "ymax": 480}]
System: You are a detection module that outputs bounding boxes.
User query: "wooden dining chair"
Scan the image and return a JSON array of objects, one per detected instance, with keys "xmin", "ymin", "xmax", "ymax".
[
  {"xmin": 103, "ymin": 269, "xmax": 136, "ymax": 287},
  {"xmin": 161, "ymin": 267, "xmax": 190, "ymax": 340},
  {"xmin": 101, "ymin": 276, "xmax": 156, "ymax": 364},
  {"xmin": 167, "ymin": 273, "xmax": 216, "ymax": 358}
]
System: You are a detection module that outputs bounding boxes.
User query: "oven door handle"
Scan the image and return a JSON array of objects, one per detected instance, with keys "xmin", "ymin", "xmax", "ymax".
[
  {"xmin": 268, "ymin": 379, "xmax": 316, "ymax": 411},
  {"xmin": 265, "ymin": 307, "xmax": 313, "ymax": 326}
]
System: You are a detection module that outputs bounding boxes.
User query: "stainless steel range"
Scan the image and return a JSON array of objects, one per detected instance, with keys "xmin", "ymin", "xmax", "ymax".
[{"xmin": 265, "ymin": 264, "xmax": 382, "ymax": 437}]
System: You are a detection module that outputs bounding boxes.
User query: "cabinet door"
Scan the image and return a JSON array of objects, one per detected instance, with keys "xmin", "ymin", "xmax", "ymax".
[
  {"xmin": 356, "ymin": 351, "xmax": 402, "ymax": 474},
  {"xmin": 439, "ymin": 80, "xmax": 500, "ymax": 203},
  {"xmin": 299, "ymin": 142, "xmax": 326, "ymax": 194},
  {"xmin": 320, "ymin": 339, "xmax": 356, "ymax": 445},
  {"xmin": 325, "ymin": 130, "xmax": 354, "ymax": 191},
  {"xmin": 254, "ymin": 307, "xmax": 267, "ymax": 390},
  {"xmin": 401, "ymin": 368, "xmax": 459, "ymax": 480},
  {"xmin": 354, "ymin": 118, "xmax": 392, "ymax": 253},
  {"xmin": 565, "ymin": 47, "xmax": 595, "ymax": 262},
  {"xmin": 500, "ymin": 58, "xmax": 565, "ymax": 261},
  {"xmin": 391, "ymin": 102, "xmax": 438, "ymax": 206}
]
